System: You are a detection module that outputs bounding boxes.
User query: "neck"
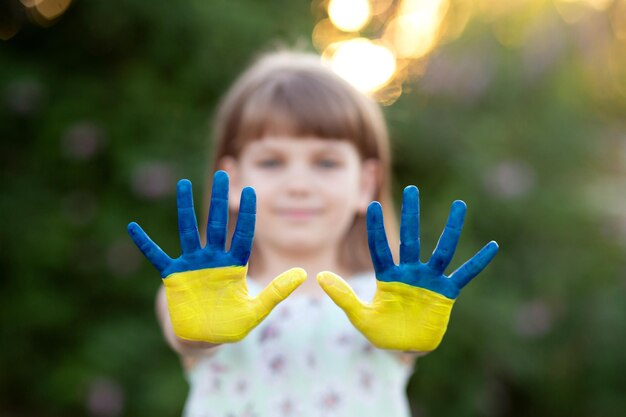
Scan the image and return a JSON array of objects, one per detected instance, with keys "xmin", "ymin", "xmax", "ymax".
[{"xmin": 248, "ymin": 243, "xmax": 350, "ymax": 297}]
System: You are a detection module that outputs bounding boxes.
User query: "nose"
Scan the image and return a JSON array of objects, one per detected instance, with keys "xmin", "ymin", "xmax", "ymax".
[{"xmin": 283, "ymin": 163, "xmax": 315, "ymax": 196}]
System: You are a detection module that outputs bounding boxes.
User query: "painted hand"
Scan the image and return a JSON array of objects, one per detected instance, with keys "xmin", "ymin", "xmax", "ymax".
[
  {"xmin": 128, "ymin": 171, "xmax": 306, "ymax": 343},
  {"xmin": 317, "ymin": 186, "xmax": 498, "ymax": 352}
]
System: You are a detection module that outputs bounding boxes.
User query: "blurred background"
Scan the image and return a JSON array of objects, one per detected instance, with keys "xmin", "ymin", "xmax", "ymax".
[{"xmin": 1, "ymin": 0, "xmax": 625, "ymax": 416}]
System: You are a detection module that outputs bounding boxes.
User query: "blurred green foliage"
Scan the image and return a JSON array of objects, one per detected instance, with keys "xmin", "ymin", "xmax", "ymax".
[{"xmin": 1, "ymin": 0, "xmax": 625, "ymax": 416}]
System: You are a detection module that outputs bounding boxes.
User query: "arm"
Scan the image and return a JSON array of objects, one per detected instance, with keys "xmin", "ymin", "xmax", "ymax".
[{"xmin": 392, "ymin": 350, "xmax": 427, "ymax": 366}]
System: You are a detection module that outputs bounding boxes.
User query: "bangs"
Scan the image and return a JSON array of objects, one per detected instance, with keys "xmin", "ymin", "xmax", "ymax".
[{"xmin": 233, "ymin": 71, "xmax": 371, "ymax": 156}]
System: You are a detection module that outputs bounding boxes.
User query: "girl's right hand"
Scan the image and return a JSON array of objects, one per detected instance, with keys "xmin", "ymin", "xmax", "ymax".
[{"xmin": 127, "ymin": 171, "xmax": 306, "ymax": 344}]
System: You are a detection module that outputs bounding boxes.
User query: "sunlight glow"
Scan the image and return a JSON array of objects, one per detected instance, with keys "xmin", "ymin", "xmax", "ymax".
[
  {"xmin": 610, "ymin": 0, "xmax": 626, "ymax": 41},
  {"xmin": 370, "ymin": 0, "xmax": 395, "ymax": 16},
  {"xmin": 324, "ymin": 38, "xmax": 397, "ymax": 93},
  {"xmin": 312, "ymin": 18, "xmax": 355, "ymax": 51},
  {"xmin": 384, "ymin": 0, "xmax": 448, "ymax": 58},
  {"xmin": 312, "ymin": 0, "xmax": 622, "ymax": 103},
  {"xmin": 558, "ymin": 0, "xmax": 614, "ymax": 11},
  {"xmin": 328, "ymin": 0, "xmax": 372, "ymax": 32}
]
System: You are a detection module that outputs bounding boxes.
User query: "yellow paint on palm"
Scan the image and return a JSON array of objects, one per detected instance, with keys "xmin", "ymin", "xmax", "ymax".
[
  {"xmin": 317, "ymin": 272, "xmax": 455, "ymax": 352},
  {"xmin": 164, "ymin": 265, "xmax": 306, "ymax": 343}
]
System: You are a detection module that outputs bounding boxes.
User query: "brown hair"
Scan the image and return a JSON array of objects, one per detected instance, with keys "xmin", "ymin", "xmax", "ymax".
[{"xmin": 205, "ymin": 51, "xmax": 398, "ymax": 274}]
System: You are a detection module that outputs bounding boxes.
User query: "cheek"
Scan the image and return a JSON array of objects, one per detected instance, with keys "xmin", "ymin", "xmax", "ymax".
[
  {"xmin": 248, "ymin": 184, "xmax": 278, "ymax": 219},
  {"xmin": 324, "ymin": 169, "xmax": 361, "ymax": 201},
  {"xmin": 236, "ymin": 169, "xmax": 276, "ymax": 204},
  {"xmin": 239, "ymin": 165, "xmax": 282, "ymax": 189},
  {"xmin": 322, "ymin": 181, "xmax": 362, "ymax": 226},
  {"xmin": 227, "ymin": 185, "xmax": 242, "ymax": 212}
]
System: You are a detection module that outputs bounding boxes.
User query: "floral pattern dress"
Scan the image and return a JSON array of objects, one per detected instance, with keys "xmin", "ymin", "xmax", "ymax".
[{"xmin": 182, "ymin": 272, "xmax": 414, "ymax": 417}]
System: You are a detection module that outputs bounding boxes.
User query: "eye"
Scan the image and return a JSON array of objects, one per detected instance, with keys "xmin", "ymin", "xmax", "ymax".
[
  {"xmin": 316, "ymin": 158, "xmax": 341, "ymax": 169},
  {"xmin": 257, "ymin": 158, "xmax": 283, "ymax": 168}
]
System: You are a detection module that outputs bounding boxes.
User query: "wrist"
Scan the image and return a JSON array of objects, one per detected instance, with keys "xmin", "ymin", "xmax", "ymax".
[{"xmin": 176, "ymin": 337, "xmax": 221, "ymax": 349}]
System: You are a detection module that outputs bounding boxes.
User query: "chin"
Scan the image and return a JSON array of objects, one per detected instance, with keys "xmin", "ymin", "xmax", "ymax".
[{"xmin": 271, "ymin": 236, "xmax": 328, "ymax": 254}]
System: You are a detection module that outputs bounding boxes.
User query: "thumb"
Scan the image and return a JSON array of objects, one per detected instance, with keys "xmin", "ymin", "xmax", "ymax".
[
  {"xmin": 317, "ymin": 271, "xmax": 364, "ymax": 322},
  {"xmin": 252, "ymin": 268, "xmax": 307, "ymax": 316}
]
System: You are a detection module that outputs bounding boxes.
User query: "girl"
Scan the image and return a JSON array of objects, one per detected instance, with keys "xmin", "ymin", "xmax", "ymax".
[{"xmin": 128, "ymin": 51, "xmax": 498, "ymax": 417}]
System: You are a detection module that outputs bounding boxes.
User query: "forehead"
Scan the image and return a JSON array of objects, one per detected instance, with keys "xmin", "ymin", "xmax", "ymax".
[{"xmin": 242, "ymin": 137, "xmax": 359, "ymax": 155}]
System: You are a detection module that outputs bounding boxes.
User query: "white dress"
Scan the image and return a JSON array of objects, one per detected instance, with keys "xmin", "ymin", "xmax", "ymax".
[{"xmin": 182, "ymin": 272, "xmax": 414, "ymax": 417}]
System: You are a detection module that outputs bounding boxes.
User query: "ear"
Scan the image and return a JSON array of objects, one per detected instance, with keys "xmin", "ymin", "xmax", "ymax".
[
  {"xmin": 217, "ymin": 156, "xmax": 242, "ymax": 212},
  {"xmin": 357, "ymin": 158, "xmax": 381, "ymax": 215}
]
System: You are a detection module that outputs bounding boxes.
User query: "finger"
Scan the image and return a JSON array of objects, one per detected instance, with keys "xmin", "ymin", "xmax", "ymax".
[
  {"xmin": 400, "ymin": 186, "xmax": 420, "ymax": 265},
  {"xmin": 317, "ymin": 271, "xmax": 364, "ymax": 321},
  {"xmin": 207, "ymin": 171, "xmax": 229, "ymax": 251},
  {"xmin": 177, "ymin": 179, "xmax": 202, "ymax": 254},
  {"xmin": 366, "ymin": 202, "xmax": 395, "ymax": 275},
  {"xmin": 450, "ymin": 241, "xmax": 499, "ymax": 289},
  {"xmin": 229, "ymin": 187, "xmax": 256, "ymax": 265},
  {"xmin": 127, "ymin": 222, "xmax": 172, "ymax": 276},
  {"xmin": 428, "ymin": 200, "xmax": 466, "ymax": 273},
  {"xmin": 252, "ymin": 268, "xmax": 306, "ymax": 316}
]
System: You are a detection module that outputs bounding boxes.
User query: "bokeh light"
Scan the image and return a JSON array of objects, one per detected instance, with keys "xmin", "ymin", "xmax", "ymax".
[
  {"xmin": 19, "ymin": 0, "xmax": 44, "ymax": 7},
  {"xmin": 313, "ymin": 0, "xmax": 626, "ymax": 103},
  {"xmin": 3, "ymin": 0, "xmax": 74, "ymax": 35},
  {"xmin": 611, "ymin": 0, "xmax": 626, "ymax": 41},
  {"xmin": 327, "ymin": 0, "xmax": 371, "ymax": 32},
  {"xmin": 395, "ymin": 0, "xmax": 448, "ymax": 53},
  {"xmin": 438, "ymin": 0, "xmax": 473, "ymax": 44},
  {"xmin": 370, "ymin": 0, "xmax": 395, "ymax": 16},
  {"xmin": 383, "ymin": 0, "xmax": 448, "ymax": 59},
  {"xmin": 323, "ymin": 38, "xmax": 396, "ymax": 93},
  {"xmin": 558, "ymin": 0, "xmax": 614, "ymax": 11},
  {"xmin": 34, "ymin": 0, "xmax": 73, "ymax": 20},
  {"xmin": 312, "ymin": 18, "xmax": 355, "ymax": 51}
]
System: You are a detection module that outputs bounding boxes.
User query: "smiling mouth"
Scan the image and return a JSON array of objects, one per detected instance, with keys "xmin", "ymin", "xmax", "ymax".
[{"xmin": 277, "ymin": 209, "xmax": 322, "ymax": 220}]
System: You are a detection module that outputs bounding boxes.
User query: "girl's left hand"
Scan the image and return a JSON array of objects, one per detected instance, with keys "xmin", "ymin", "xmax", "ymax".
[{"xmin": 317, "ymin": 186, "xmax": 499, "ymax": 352}]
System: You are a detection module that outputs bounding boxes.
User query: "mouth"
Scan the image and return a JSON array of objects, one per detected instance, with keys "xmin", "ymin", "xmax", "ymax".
[{"xmin": 276, "ymin": 209, "xmax": 322, "ymax": 220}]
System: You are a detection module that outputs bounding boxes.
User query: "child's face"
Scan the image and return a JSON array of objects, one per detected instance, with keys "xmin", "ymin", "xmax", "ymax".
[{"xmin": 222, "ymin": 137, "xmax": 378, "ymax": 255}]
